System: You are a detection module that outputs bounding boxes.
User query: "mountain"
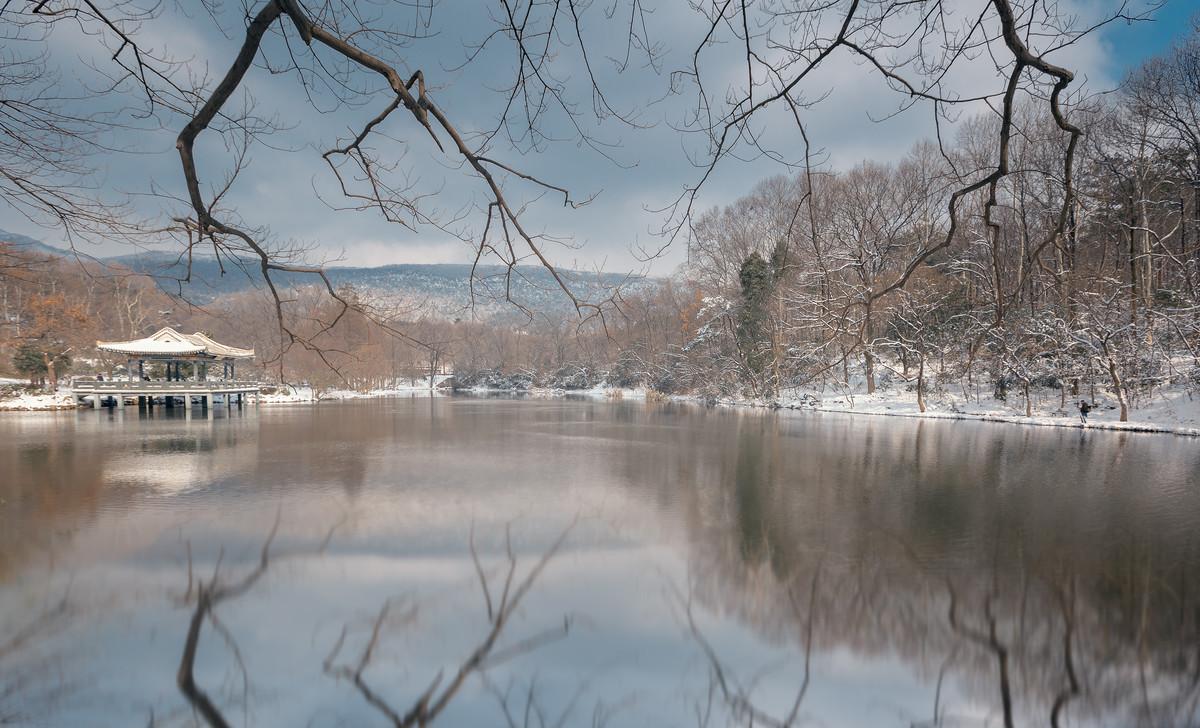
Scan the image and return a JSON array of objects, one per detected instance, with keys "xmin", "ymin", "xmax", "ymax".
[
  {"xmin": 0, "ymin": 230, "xmax": 653, "ymax": 319},
  {"xmin": 0, "ymin": 230, "xmax": 72, "ymax": 258}
]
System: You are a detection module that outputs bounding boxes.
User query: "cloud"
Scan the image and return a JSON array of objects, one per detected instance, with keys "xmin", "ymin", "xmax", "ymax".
[{"xmin": 0, "ymin": 0, "xmax": 1168, "ymax": 276}]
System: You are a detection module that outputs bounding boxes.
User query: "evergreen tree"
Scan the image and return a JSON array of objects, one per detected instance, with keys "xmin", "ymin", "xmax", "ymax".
[
  {"xmin": 737, "ymin": 252, "xmax": 773, "ymax": 380},
  {"xmin": 12, "ymin": 343, "xmax": 72, "ymax": 389}
]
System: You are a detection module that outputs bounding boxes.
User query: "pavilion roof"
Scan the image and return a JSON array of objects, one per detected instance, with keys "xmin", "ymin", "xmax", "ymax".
[{"xmin": 96, "ymin": 327, "xmax": 254, "ymax": 359}]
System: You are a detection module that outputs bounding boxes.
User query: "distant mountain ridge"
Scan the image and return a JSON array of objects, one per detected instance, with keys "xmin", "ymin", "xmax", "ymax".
[
  {"xmin": 0, "ymin": 230, "xmax": 70, "ymax": 258},
  {"xmin": 0, "ymin": 230, "xmax": 653, "ymax": 319}
]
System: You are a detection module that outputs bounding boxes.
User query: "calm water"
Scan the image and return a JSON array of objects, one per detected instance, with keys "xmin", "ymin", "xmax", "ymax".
[{"xmin": 2, "ymin": 396, "xmax": 1199, "ymax": 727}]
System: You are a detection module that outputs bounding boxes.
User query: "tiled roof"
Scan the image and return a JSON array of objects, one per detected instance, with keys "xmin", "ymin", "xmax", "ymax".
[{"xmin": 96, "ymin": 327, "xmax": 254, "ymax": 359}]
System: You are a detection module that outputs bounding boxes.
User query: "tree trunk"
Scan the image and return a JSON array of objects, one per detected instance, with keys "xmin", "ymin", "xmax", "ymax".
[
  {"xmin": 42, "ymin": 353, "xmax": 57, "ymax": 392},
  {"xmin": 1138, "ymin": 195, "xmax": 1153, "ymax": 311},
  {"xmin": 1100, "ymin": 345, "xmax": 1129, "ymax": 422},
  {"xmin": 864, "ymin": 349, "xmax": 876, "ymax": 395},
  {"xmin": 1129, "ymin": 202, "xmax": 1139, "ymax": 316},
  {"xmin": 916, "ymin": 356, "xmax": 926, "ymax": 413},
  {"xmin": 863, "ymin": 301, "xmax": 875, "ymax": 394},
  {"xmin": 1023, "ymin": 379, "xmax": 1031, "ymax": 418}
]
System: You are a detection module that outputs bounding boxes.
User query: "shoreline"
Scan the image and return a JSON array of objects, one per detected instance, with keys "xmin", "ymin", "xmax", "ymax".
[
  {"xmin": 472, "ymin": 385, "xmax": 1200, "ymax": 438},
  {"xmin": 3, "ymin": 383, "xmax": 1197, "ymax": 438},
  {"xmin": 725, "ymin": 398, "xmax": 1200, "ymax": 438}
]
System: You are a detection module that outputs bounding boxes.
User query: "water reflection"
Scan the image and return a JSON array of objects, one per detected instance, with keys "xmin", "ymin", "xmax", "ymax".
[{"xmin": 1, "ymin": 398, "xmax": 1198, "ymax": 726}]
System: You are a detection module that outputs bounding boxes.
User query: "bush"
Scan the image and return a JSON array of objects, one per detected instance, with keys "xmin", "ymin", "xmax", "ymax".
[
  {"xmin": 455, "ymin": 368, "xmax": 534, "ymax": 391},
  {"xmin": 541, "ymin": 365, "xmax": 595, "ymax": 390}
]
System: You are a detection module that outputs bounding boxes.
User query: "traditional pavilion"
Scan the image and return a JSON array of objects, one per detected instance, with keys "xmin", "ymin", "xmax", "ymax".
[{"xmin": 74, "ymin": 327, "xmax": 259, "ymax": 411}]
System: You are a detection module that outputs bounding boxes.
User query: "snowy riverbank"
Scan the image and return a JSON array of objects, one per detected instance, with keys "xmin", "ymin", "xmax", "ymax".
[
  {"xmin": 713, "ymin": 383, "xmax": 1200, "ymax": 438},
  {"xmin": 259, "ymin": 376, "xmax": 453, "ymax": 404},
  {"xmin": 456, "ymin": 374, "xmax": 1200, "ymax": 436},
  {"xmin": 0, "ymin": 379, "xmax": 78, "ymax": 411},
  {"xmin": 3, "ymin": 376, "xmax": 1197, "ymax": 437},
  {"xmin": 0, "ymin": 391, "xmax": 79, "ymax": 411}
]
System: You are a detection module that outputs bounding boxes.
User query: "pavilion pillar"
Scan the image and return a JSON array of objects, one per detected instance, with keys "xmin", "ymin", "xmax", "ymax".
[
  {"xmin": 92, "ymin": 394, "xmax": 102, "ymax": 409},
  {"xmin": 116, "ymin": 394, "xmax": 124, "ymax": 409},
  {"xmin": 184, "ymin": 394, "xmax": 192, "ymax": 412}
]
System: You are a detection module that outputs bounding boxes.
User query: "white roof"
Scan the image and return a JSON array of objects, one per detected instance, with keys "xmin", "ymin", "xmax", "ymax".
[{"xmin": 96, "ymin": 327, "xmax": 254, "ymax": 359}]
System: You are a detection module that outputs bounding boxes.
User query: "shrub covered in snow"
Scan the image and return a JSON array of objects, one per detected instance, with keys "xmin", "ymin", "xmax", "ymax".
[{"xmin": 454, "ymin": 368, "xmax": 534, "ymax": 391}]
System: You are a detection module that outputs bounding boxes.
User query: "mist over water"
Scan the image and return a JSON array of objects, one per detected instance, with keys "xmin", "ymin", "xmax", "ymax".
[{"xmin": 2, "ymin": 397, "xmax": 1199, "ymax": 727}]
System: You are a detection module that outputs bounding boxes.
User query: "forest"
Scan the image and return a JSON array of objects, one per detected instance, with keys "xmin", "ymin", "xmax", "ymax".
[{"xmin": 3, "ymin": 24, "xmax": 1200, "ymax": 423}]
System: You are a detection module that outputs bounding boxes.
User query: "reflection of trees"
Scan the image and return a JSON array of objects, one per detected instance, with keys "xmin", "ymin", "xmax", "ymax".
[
  {"xmin": 0, "ymin": 595, "xmax": 71, "ymax": 723},
  {"xmin": 0, "ymin": 427, "xmax": 107, "ymax": 582},
  {"xmin": 251, "ymin": 399, "xmax": 470, "ymax": 497},
  {"xmin": 5, "ymin": 400, "xmax": 1200, "ymax": 725},
  {"xmin": 175, "ymin": 520, "xmax": 573, "ymax": 728},
  {"xmin": 645, "ymin": 412, "xmax": 1200, "ymax": 726},
  {"xmin": 0, "ymin": 414, "xmax": 257, "ymax": 582}
]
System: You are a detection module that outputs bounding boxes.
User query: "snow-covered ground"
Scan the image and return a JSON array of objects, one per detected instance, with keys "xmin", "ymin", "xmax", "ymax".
[
  {"xmin": 257, "ymin": 384, "xmax": 318, "ymax": 404},
  {"xmin": 0, "ymin": 389, "xmax": 78, "ymax": 411},
  {"xmin": 259, "ymin": 375, "xmax": 453, "ymax": 404},
  {"xmin": 465, "ymin": 384, "xmax": 652, "ymax": 400},
  {"xmin": 3, "ymin": 373, "xmax": 1196, "ymax": 437},
  {"xmin": 464, "ymin": 374, "xmax": 1200, "ymax": 437},
  {"xmin": 716, "ymin": 380, "xmax": 1200, "ymax": 437}
]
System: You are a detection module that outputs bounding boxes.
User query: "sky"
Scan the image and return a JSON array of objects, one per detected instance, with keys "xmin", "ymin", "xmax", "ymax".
[{"xmin": 1, "ymin": 0, "xmax": 1196, "ymax": 276}]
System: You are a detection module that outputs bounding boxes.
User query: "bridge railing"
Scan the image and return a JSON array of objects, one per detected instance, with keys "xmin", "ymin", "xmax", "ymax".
[{"xmin": 71, "ymin": 379, "xmax": 262, "ymax": 392}]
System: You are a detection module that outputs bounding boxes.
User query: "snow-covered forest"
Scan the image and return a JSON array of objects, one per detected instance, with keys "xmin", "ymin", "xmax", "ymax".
[
  {"xmin": 4, "ymin": 18, "xmax": 1200, "ymax": 428},
  {"xmin": 452, "ymin": 25, "xmax": 1200, "ymax": 424}
]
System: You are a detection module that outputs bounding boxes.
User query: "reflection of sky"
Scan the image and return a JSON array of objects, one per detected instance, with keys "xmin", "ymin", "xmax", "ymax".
[
  {"xmin": 6, "ymin": 545, "xmax": 979, "ymax": 727},
  {"xmin": 2, "ymin": 398, "xmax": 1200, "ymax": 726}
]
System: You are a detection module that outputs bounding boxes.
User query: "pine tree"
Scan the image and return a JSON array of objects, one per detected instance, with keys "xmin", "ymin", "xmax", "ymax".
[{"xmin": 737, "ymin": 252, "xmax": 773, "ymax": 380}]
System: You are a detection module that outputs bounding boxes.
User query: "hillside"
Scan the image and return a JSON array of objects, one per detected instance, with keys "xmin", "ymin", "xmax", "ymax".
[{"xmin": 0, "ymin": 231, "xmax": 652, "ymax": 319}]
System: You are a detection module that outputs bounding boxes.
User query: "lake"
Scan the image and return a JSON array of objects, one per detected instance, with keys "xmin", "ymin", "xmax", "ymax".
[{"xmin": 1, "ymin": 396, "xmax": 1199, "ymax": 727}]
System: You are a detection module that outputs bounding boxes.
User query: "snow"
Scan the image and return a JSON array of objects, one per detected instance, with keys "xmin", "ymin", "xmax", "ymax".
[
  {"xmin": 0, "ymin": 390, "xmax": 78, "ymax": 411},
  {"xmin": 537, "ymin": 385, "xmax": 650, "ymax": 400},
  {"xmin": 257, "ymin": 384, "xmax": 318, "ymax": 404},
  {"xmin": 258, "ymin": 375, "xmax": 453, "ymax": 405},
  {"xmin": 716, "ymin": 380, "xmax": 1200, "ymax": 438},
  {"xmin": 461, "ymin": 383, "xmax": 651, "ymax": 400},
  {"xmin": 1, "ymin": 373, "xmax": 1195, "ymax": 438}
]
